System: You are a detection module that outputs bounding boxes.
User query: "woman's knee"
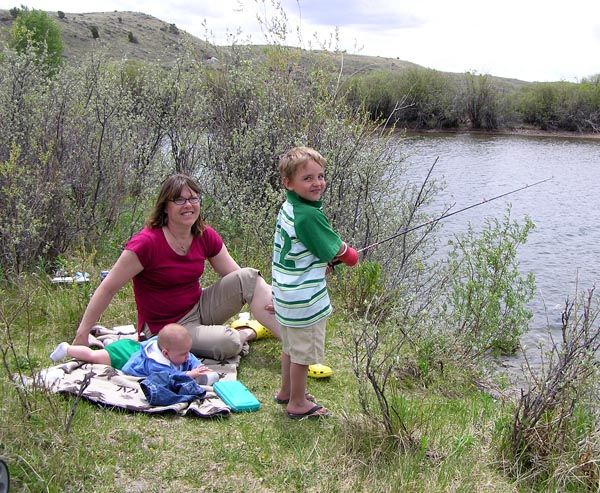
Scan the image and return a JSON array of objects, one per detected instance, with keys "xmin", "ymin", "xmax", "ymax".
[
  {"xmin": 188, "ymin": 324, "xmax": 243, "ymax": 360},
  {"xmin": 237, "ymin": 267, "xmax": 260, "ymax": 303}
]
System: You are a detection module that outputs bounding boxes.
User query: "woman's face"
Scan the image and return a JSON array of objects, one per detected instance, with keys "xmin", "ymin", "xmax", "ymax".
[{"xmin": 165, "ymin": 185, "xmax": 201, "ymax": 228}]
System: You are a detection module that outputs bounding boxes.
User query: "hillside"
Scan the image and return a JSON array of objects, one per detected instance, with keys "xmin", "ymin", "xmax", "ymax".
[
  {"xmin": 0, "ymin": 9, "xmax": 216, "ymax": 64},
  {"xmin": 0, "ymin": 8, "xmax": 530, "ymax": 91}
]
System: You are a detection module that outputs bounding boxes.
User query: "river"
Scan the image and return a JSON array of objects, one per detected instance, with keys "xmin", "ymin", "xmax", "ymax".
[{"xmin": 401, "ymin": 131, "xmax": 600, "ymax": 380}]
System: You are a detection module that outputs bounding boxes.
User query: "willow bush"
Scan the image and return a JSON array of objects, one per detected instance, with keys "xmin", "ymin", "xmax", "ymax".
[
  {"xmin": 517, "ymin": 80, "xmax": 600, "ymax": 132},
  {"xmin": 178, "ymin": 42, "xmax": 425, "ymax": 272},
  {"xmin": 346, "ymin": 67, "xmax": 460, "ymax": 129},
  {"xmin": 443, "ymin": 209, "xmax": 536, "ymax": 358},
  {"xmin": 347, "ymin": 65, "xmax": 600, "ymax": 133},
  {"xmin": 0, "ymin": 50, "xmax": 170, "ymax": 274}
]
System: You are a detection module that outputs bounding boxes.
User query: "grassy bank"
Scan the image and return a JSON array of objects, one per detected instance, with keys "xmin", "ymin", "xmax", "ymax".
[{"xmin": 1, "ymin": 279, "xmax": 517, "ymax": 492}]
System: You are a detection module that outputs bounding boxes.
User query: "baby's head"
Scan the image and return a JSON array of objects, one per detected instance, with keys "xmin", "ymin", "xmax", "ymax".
[{"xmin": 158, "ymin": 323, "xmax": 192, "ymax": 366}]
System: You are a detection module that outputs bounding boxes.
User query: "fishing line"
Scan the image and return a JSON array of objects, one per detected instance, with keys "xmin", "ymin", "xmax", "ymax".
[{"xmin": 357, "ymin": 176, "xmax": 554, "ymax": 255}]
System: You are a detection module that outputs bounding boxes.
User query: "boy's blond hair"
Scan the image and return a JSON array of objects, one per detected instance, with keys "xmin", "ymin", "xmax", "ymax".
[
  {"xmin": 158, "ymin": 323, "xmax": 192, "ymax": 352},
  {"xmin": 278, "ymin": 146, "xmax": 326, "ymax": 182}
]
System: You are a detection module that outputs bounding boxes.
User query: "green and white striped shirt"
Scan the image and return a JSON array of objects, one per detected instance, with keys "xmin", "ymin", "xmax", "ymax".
[{"xmin": 272, "ymin": 191, "xmax": 342, "ymax": 327}]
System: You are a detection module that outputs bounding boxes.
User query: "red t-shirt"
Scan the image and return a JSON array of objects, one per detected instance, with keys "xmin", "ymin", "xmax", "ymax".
[{"xmin": 125, "ymin": 226, "xmax": 223, "ymax": 335}]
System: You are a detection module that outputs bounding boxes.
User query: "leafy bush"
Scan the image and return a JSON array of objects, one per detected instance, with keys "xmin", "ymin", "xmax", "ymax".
[
  {"xmin": 462, "ymin": 72, "xmax": 499, "ymax": 129},
  {"xmin": 516, "ymin": 81, "xmax": 600, "ymax": 132},
  {"xmin": 89, "ymin": 25, "xmax": 99, "ymax": 39},
  {"xmin": 9, "ymin": 7, "xmax": 63, "ymax": 69},
  {"xmin": 347, "ymin": 68, "xmax": 460, "ymax": 128},
  {"xmin": 443, "ymin": 208, "xmax": 535, "ymax": 356},
  {"xmin": 0, "ymin": 50, "xmax": 169, "ymax": 274}
]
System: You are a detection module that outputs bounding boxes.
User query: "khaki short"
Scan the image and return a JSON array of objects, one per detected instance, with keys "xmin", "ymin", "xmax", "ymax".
[
  {"xmin": 280, "ymin": 319, "xmax": 327, "ymax": 365},
  {"xmin": 143, "ymin": 268, "xmax": 259, "ymax": 360}
]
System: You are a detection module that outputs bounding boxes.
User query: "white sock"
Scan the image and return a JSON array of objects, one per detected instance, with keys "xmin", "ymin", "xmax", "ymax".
[{"xmin": 50, "ymin": 342, "xmax": 70, "ymax": 362}]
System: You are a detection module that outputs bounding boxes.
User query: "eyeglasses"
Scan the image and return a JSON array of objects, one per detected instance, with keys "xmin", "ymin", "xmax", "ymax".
[{"xmin": 171, "ymin": 196, "xmax": 200, "ymax": 205}]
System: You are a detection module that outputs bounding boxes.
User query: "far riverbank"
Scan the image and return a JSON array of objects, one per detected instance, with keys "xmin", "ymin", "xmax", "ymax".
[{"xmin": 402, "ymin": 125, "xmax": 600, "ymax": 140}]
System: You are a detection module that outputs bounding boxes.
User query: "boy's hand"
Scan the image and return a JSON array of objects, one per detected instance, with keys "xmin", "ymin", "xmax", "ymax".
[{"xmin": 336, "ymin": 245, "xmax": 359, "ymax": 266}]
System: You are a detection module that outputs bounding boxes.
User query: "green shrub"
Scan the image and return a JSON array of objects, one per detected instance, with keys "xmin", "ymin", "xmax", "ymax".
[
  {"xmin": 516, "ymin": 80, "xmax": 600, "ymax": 132},
  {"xmin": 9, "ymin": 7, "xmax": 64, "ymax": 69},
  {"xmin": 462, "ymin": 71, "xmax": 499, "ymax": 129},
  {"xmin": 0, "ymin": 51, "xmax": 169, "ymax": 274},
  {"xmin": 443, "ymin": 208, "xmax": 535, "ymax": 356},
  {"xmin": 347, "ymin": 68, "xmax": 460, "ymax": 128}
]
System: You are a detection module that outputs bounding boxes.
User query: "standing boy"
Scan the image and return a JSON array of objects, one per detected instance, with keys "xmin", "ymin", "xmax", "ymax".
[{"xmin": 272, "ymin": 147, "xmax": 358, "ymax": 419}]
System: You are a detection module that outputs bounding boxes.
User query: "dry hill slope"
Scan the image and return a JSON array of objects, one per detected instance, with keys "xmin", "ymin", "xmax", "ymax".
[
  {"xmin": 0, "ymin": 9, "xmax": 215, "ymax": 64},
  {"xmin": 0, "ymin": 8, "xmax": 528, "ymax": 89}
]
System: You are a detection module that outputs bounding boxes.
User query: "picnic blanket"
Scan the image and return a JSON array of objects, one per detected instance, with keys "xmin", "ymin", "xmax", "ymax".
[{"xmin": 21, "ymin": 324, "xmax": 244, "ymax": 418}]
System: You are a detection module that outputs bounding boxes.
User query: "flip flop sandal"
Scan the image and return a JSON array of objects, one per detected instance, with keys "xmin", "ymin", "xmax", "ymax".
[
  {"xmin": 230, "ymin": 317, "xmax": 274, "ymax": 340},
  {"xmin": 274, "ymin": 392, "xmax": 316, "ymax": 404},
  {"xmin": 287, "ymin": 404, "xmax": 330, "ymax": 420}
]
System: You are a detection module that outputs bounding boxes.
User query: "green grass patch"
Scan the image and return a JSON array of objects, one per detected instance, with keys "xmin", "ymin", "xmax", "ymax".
[{"xmin": 1, "ymin": 278, "xmax": 524, "ymax": 492}]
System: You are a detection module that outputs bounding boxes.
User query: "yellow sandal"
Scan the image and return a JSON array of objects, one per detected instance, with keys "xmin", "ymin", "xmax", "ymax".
[
  {"xmin": 230, "ymin": 314, "xmax": 274, "ymax": 340},
  {"xmin": 308, "ymin": 364, "xmax": 333, "ymax": 379}
]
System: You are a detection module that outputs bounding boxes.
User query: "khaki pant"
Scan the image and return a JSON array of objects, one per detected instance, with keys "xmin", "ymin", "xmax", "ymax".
[
  {"xmin": 143, "ymin": 268, "xmax": 259, "ymax": 360},
  {"xmin": 280, "ymin": 319, "xmax": 326, "ymax": 365}
]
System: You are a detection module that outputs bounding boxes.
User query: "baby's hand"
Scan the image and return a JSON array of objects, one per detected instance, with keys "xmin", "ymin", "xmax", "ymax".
[{"xmin": 187, "ymin": 365, "xmax": 210, "ymax": 378}]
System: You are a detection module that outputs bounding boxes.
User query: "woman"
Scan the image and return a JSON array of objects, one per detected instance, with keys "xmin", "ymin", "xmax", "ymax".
[{"xmin": 73, "ymin": 174, "xmax": 280, "ymax": 360}]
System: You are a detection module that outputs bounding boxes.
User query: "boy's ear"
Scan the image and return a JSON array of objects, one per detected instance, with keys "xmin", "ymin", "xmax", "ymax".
[{"xmin": 282, "ymin": 176, "xmax": 291, "ymax": 190}]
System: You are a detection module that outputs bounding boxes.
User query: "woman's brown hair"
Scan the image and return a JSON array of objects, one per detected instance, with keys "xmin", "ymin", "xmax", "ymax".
[{"xmin": 145, "ymin": 174, "xmax": 205, "ymax": 236}]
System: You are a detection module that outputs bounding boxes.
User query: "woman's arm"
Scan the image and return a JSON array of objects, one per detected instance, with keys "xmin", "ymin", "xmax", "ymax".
[
  {"xmin": 72, "ymin": 249, "xmax": 144, "ymax": 346},
  {"xmin": 208, "ymin": 244, "xmax": 241, "ymax": 277}
]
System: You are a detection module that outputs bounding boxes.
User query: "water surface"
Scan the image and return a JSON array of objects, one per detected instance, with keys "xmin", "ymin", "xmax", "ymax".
[{"xmin": 401, "ymin": 131, "xmax": 599, "ymax": 342}]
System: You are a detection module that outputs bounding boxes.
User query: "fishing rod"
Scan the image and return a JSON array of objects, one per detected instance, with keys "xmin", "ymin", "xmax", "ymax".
[{"xmin": 355, "ymin": 176, "xmax": 554, "ymax": 255}]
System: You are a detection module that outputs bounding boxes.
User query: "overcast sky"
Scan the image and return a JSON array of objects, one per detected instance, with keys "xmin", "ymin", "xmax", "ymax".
[{"xmin": 2, "ymin": 0, "xmax": 600, "ymax": 82}]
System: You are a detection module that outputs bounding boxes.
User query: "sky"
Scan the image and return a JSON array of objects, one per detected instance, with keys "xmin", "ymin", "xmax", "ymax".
[{"xmin": 2, "ymin": 0, "xmax": 600, "ymax": 82}]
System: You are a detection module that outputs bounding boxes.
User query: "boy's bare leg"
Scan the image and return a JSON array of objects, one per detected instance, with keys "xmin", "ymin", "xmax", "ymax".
[
  {"xmin": 276, "ymin": 352, "xmax": 292, "ymax": 402},
  {"xmin": 286, "ymin": 362, "xmax": 327, "ymax": 415}
]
